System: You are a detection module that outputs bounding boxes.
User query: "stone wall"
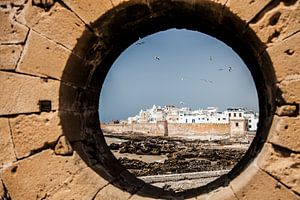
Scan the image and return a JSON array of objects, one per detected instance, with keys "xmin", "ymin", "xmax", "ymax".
[
  {"xmin": 0, "ymin": 0, "xmax": 299, "ymax": 199},
  {"xmin": 229, "ymin": 119, "xmax": 247, "ymax": 137},
  {"xmin": 101, "ymin": 123, "xmax": 230, "ymax": 136},
  {"xmin": 168, "ymin": 123, "xmax": 229, "ymax": 136},
  {"xmin": 101, "ymin": 122, "xmax": 166, "ymax": 136}
]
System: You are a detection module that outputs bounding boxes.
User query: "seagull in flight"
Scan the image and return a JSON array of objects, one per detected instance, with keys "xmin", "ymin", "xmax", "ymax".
[
  {"xmin": 135, "ymin": 37, "xmax": 145, "ymax": 45},
  {"xmin": 218, "ymin": 66, "xmax": 233, "ymax": 72}
]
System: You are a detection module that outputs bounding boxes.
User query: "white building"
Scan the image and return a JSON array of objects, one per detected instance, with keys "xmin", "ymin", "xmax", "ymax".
[
  {"xmin": 127, "ymin": 105, "xmax": 259, "ymax": 131},
  {"xmin": 178, "ymin": 108, "xmax": 229, "ymax": 124},
  {"xmin": 225, "ymin": 107, "xmax": 245, "ymax": 119},
  {"xmin": 244, "ymin": 111, "xmax": 259, "ymax": 131},
  {"xmin": 128, "ymin": 115, "xmax": 139, "ymax": 124}
]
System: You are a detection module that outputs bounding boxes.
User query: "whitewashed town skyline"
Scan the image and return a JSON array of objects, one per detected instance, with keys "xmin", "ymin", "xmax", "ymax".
[
  {"xmin": 99, "ymin": 29, "xmax": 258, "ymax": 123},
  {"xmin": 114, "ymin": 105, "xmax": 259, "ymax": 132}
]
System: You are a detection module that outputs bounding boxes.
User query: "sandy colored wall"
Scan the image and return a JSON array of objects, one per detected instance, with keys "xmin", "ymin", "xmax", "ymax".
[
  {"xmin": 168, "ymin": 123, "xmax": 229, "ymax": 136},
  {"xmin": 0, "ymin": 0, "xmax": 299, "ymax": 199},
  {"xmin": 101, "ymin": 123, "xmax": 162, "ymax": 135},
  {"xmin": 101, "ymin": 123, "xmax": 230, "ymax": 136}
]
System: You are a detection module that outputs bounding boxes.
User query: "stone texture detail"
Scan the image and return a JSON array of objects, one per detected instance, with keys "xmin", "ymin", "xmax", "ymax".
[
  {"xmin": 0, "ymin": 150, "xmax": 86, "ymax": 200},
  {"xmin": 0, "ymin": 7, "xmax": 29, "ymax": 44},
  {"xmin": 0, "ymin": 71, "xmax": 59, "ymax": 115},
  {"xmin": 16, "ymin": 30, "xmax": 91, "ymax": 87},
  {"xmin": 0, "ymin": 179, "xmax": 4, "ymax": 200},
  {"xmin": 250, "ymin": 1, "xmax": 300, "ymax": 45},
  {"xmin": 129, "ymin": 194, "xmax": 160, "ymax": 200},
  {"xmin": 16, "ymin": 30, "xmax": 73, "ymax": 78},
  {"xmin": 179, "ymin": 187, "xmax": 238, "ymax": 200},
  {"xmin": 226, "ymin": 0, "xmax": 273, "ymax": 22},
  {"xmin": 46, "ymin": 167, "xmax": 109, "ymax": 200},
  {"xmin": 0, "ymin": 0, "xmax": 26, "ymax": 6},
  {"xmin": 258, "ymin": 144, "xmax": 300, "ymax": 195},
  {"xmin": 54, "ymin": 136, "xmax": 73, "ymax": 156},
  {"xmin": 62, "ymin": 0, "xmax": 114, "ymax": 25},
  {"xmin": 266, "ymin": 32, "xmax": 300, "ymax": 82},
  {"xmin": 110, "ymin": 0, "xmax": 131, "ymax": 7},
  {"xmin": 268, "ymin": 116, "xmax": 300, "ymax": 152},
  {"xmin": 276, "ymin": 105, "xmax": 298, "ymax": 116},
  {"xmin": 16, "ymin": 1, "xmax": 96, "ymax": 58},
  {"xmin": 9, "ymin": 112, "xmax": 62, "ymax": 159},
  {"xmin": 0, "ymin": 118, "xmax": 16, "ymax": 168},
  {"xmin": 94, "ymin": 184, "xmax": 131, "ymax": 200},
  {"xmin": 207, "ymin": 186, "xmax": 238, "ymax": 200},
  {"xmin": 0, "ymin": 71, "xmax": 78, "ymax": 115},
  {"xmin": 58, "ymin": 111, "xmax": 83, "ymax": 142},
  {"xmin": 278, "ymin": 78, "xmax": 300, "ymax": 104},
  {"xmin": 0, "ymin": 0, "xmax": 299, "ymax": 199},
  {"xmin": 230, "ymin": 164, "xmax": 299, "ymax": 200},
  {"xmin": 0, "ymin": 44, "xmax": 22, "ymax": 70}
]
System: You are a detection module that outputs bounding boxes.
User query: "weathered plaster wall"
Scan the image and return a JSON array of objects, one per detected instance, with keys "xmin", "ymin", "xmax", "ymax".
[{"xmin": 0, "ymin": 0, "xmax": 299, "ymax": 199}]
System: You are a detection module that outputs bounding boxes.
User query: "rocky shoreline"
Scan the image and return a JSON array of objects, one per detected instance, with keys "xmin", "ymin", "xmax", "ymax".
[{"xmin": 105, "ymin": 133, "xmax": 250, "ymax": 177}]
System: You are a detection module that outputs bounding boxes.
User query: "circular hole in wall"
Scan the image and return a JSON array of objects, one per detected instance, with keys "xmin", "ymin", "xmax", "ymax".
[
  {"xmin": 99, "ymin": 28, "xmax": 260, "ymax": 192},
  {"xmin": 60, "ymin": 1, "xmax": 277, "ymax": 198}
]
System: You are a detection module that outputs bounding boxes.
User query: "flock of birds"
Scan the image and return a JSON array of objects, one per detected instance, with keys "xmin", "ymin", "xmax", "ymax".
[
  {"xmin": 135, "ymin": 36, "xmax": 233, "ymax": 73},
  {"xmin": 134, "ymin": 36, "xmax": 235, "ymax": 106},
  {"xmin": 135, "ymin": 36, "xmax": 234, "ymax": 90}
]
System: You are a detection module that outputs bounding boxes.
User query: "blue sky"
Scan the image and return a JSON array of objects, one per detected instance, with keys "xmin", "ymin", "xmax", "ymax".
[{"xmin": 99, "ymin": 28, "xmax": 259, "ymax": 122}]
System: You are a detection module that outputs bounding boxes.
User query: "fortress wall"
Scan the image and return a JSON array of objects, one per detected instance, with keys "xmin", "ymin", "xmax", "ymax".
[
  {"xmin": 168, "ymin": 123, "xmax": 229, "ymax": 136},
  {"xmin": 101, "ymin": 122, "xmax": 166, "ymax": 136},
  {"xmin": 0, "ymin": 0, "xmax": 299, "ymax": 199},
  {"xmin": 131, "ymin": 122, "xmax": 166, "ymax": 136},
  {"xmin": 101, "ymin": 123, "xmax": 230, "ymax": 136},
  {"xmin": 101, "ymin": 123, "xmax": 162, "ymax": 136}
]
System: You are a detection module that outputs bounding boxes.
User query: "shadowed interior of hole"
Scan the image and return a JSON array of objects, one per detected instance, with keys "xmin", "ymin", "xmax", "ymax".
[
  {"xmin": 99, "ymin": 28, "xmax": 260, "ymax": 192},
  {"xmin": 60, "ymin": 1, "xmax": 277, "ymax": 198}
]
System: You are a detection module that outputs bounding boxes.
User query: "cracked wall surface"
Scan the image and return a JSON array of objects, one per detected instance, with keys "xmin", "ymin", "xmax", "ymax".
[{"xmin": 0, "ymin": 0, "xmax": 299, "ymax": 199}]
